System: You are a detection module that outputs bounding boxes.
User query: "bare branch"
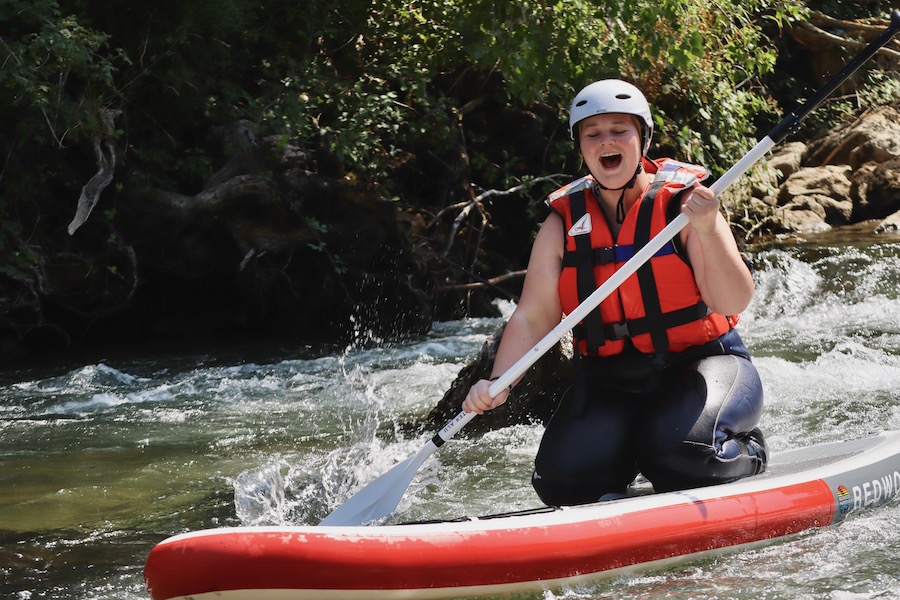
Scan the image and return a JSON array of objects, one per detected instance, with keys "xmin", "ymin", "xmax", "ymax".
[
  {"xmin": 68, "ymin": 109, "xmax": 120, "ymax": 234},
  {"xmin": 436, "ymin": 270, "xmax": 526, "ymax": 294},
  {"xmin": 472, "ymin": 173, "xmax": 571, "ymax": 203},
  {"xmin": 433, "ymin": 173, "xmax": 572, "ymax": 257}
]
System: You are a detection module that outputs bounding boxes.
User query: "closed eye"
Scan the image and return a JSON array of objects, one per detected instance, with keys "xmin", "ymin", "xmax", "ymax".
[{"xmin": 585, "ymin": 130, "xmax": 627, "ymax": 138}]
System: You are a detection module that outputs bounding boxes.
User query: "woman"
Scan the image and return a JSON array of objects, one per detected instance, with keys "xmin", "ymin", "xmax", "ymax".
[{"xmin": 463, "ymin": 79, "xmax": 767, "ymax": 506}]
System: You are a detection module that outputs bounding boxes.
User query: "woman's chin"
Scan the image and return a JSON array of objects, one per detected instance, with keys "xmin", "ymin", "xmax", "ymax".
[{"xmin": 594, "ymin": 171, "xmax": 629, "ymax": 189}]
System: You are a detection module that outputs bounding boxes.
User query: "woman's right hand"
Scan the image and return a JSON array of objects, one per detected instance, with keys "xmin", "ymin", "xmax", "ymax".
[{"xmin": 462, "ymin": 378, "xmax": 510, "ymax": 415}]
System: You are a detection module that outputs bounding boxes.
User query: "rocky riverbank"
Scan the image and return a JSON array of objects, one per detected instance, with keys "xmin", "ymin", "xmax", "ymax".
[{"xmin": 740, "ymin": 103, "xmax": 900, "ymax": 238}]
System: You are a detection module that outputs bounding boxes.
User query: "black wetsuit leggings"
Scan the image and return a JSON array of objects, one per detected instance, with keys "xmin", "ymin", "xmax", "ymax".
[{"xmin": 531, "ymin": 330, "xmax": 767, "ymax": 506}]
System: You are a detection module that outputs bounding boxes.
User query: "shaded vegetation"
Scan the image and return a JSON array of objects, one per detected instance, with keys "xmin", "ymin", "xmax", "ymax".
[{"xmin": 0, "ymin": 0, "xmax": 896, "ymax": 360}]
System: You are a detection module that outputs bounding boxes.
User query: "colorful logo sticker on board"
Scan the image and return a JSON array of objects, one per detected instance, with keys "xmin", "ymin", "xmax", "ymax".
[{"xmin": 836, "ymin": 485, "xmax": 852, "ymax": 514}]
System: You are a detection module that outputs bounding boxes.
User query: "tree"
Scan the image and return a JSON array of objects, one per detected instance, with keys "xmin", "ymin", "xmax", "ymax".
[{"xmin": 2, "ymin": 0, "xmax": 895, "ymax": 358}]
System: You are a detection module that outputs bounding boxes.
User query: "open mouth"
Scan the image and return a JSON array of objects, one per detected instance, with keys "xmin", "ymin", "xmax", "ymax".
[{"xmin": 599, "ymin": 153, "xmax": 623, "ymax": 169}]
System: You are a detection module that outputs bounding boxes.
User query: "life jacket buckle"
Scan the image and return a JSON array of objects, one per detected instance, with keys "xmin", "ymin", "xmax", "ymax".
[
  {"xmin": 594, "ymin": 247, "xmax": 616, "ymax": 264},
  {"xmin": 608, "ymin": 321, "xmax": 631, "ymax": 341}
]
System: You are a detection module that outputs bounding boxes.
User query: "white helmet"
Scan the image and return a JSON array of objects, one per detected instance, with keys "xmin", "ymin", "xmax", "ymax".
[{"xmin": 569, "ymin": 79, "xmax": 653, "ymax": 154}]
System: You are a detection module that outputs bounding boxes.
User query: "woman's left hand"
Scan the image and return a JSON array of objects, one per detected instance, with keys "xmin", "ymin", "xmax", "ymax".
[
  {"xmin": 680, "ymin": 183, "xmax": 755, "ymax": 315},
  {"xmin": 681, "ymin": 185, "xmax": 719, "ymax": 234}
]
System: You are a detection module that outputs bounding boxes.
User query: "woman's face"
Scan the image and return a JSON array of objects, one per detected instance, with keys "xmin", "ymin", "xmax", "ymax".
[{"xmin": 577, "ymin": 113, "xmax": 643, "ymax": 189}]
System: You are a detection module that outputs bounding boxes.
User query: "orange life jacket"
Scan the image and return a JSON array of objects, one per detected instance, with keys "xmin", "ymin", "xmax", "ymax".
[{"xmin": 546, "ymin": 157, "xmax": 738, "ymax": 357}]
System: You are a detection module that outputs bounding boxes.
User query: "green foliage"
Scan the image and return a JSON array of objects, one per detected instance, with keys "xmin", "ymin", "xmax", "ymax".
[
  {"xmin": 4, "ymin": 0, "xmax": 898, "ymax": 340},
  {"xmin": 600, "ymin": 0, "xmax": 807, "ymax": 170},
  {"xmin": 306, "ymin": 0, "xmax": 808, "ymax": 187},
  {"xmin": 2, "ymin": 0, "xmax": 894, "ymax": 268},
  {"xmin": 0, "ymin": 0, "xmax": 815, "ymax": 193},
  {"xmin": 0, "ymin": 0, "xmax": 127, "ymax": 148}
]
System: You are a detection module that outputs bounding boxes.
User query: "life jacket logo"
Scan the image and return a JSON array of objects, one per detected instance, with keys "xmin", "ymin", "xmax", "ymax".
[{"xmin": 568, "ymin": 213, "xmax": 592, "ymax": 236}]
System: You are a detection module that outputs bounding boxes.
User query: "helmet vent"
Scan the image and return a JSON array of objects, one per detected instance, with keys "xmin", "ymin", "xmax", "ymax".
[
  {"xmin": 615, "ymin": 94, "xmax": 631, "ymax": 99},
  {"xmin": 575, "ymin": 100, "xmax": 587, "ymax": 107}
]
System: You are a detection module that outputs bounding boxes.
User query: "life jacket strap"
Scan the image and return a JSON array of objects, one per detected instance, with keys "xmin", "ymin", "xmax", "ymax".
[
  {"xmin": 573, "ymin": 301, "xmax": 710, "ymax": 345},
  {"xmin": 630, "ymin": 168, "xmax": 700, "ymax": 354},
  {"xmin": 569, "ymin": 189, "xmax": 606, "ymax": 353},
  {"xmin": 562, "ymin": 241, "xmax": 677, "ymax": 267}
]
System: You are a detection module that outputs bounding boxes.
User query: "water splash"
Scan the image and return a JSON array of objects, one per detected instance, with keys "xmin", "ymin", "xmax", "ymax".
[
  {"xmin": 8, "ymin": 244, "xmax": 900, "ymax": 599},
  {"xmin": 744, "ymin": 246, "xmax": 900, "ymax": 361},
  {"xmin": 231, "ymin": 461, "xmax": 289, "ymax": 526}
]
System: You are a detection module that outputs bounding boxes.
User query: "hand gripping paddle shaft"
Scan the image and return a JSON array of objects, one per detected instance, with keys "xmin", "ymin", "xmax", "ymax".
[{"xmin": 320, "ymin": 11, "xmax": 900, "ymax": 527}]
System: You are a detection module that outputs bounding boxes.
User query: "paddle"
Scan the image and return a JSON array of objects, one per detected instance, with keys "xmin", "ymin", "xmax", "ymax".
[{"xmin": 319, "ymin": 10, "xmax": 900, "ymax": 527}]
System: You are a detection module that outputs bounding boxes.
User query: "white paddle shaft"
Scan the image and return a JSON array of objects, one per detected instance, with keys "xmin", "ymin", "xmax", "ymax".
[
  {"xmin": 439, "ymin": 135, "xmax": 778, "ymax": 444},
  {"xmin": 321, "ymin": 12, "xmax": 900, "ymax": 525}
]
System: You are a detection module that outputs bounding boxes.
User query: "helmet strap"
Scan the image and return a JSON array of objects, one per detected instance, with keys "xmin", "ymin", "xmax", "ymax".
[
  {"xmin": 595, "ymin": 161, "xmax": 644, "ymax": 224},
  {"xmin": 615, "ymin": 189, "xmax": 628, "ymax": 224}
]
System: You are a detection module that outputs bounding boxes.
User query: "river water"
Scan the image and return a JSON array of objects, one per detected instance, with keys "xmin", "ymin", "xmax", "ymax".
[{"xmin": 2, "ymin": 237, "xmax": 900, "ymax": 599}]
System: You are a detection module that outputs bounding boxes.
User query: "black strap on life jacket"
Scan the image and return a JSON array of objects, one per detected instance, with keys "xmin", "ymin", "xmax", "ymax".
[
  {"xmin": 633, "ymin": 177, "xmax": 671, "ymax": 355},
  {"xmin": 567, "ymin": 169, "xmax": 710, "ymax": 356},
  {"xmin": 569, "ymin": 189, "xmax": 605, "ymax": 353},
  {"xmin": 561, "ymin": 241, "xmax": 676, "ymax": 267}
]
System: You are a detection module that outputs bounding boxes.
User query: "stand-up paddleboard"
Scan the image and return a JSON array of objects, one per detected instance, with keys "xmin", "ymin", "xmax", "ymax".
[{"xmin": 145, "ymin": 430, "xmax": 900, "ymax": 600}]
